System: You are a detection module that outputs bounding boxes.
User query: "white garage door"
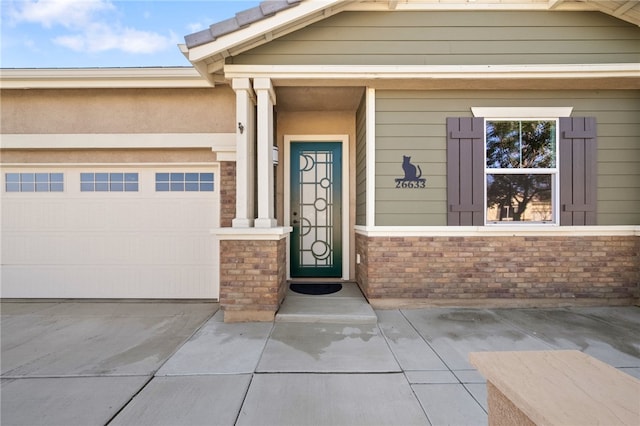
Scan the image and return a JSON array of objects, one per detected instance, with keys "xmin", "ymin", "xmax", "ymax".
[{"xmin": 1, "ymin": 166, "xmax": 219, "ymax": 299}]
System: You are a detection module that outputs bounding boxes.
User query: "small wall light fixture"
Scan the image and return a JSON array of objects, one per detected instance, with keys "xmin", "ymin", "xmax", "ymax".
[{"xmin": 238, "ymin": 122, "xmax": 244, "ymax": 134}]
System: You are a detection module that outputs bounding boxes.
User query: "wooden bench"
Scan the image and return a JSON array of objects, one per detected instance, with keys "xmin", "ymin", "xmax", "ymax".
[{"xmin": 469, "ymin": 350, "xmax": 640, "ymax": 426}]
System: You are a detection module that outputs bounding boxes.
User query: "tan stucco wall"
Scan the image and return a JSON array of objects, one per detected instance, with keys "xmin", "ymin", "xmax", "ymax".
[
  {"xmin": 1, "ymin": 86, "xmax": 235, "ymax": 134},
  {"xmin": 277, "ymin": 110, "xmax": 357, "ymax": 279}
]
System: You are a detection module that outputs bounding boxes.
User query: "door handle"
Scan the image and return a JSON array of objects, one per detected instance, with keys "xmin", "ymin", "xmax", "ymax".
[{"xmin": 292, "ymin": 211, "xmax": 298, "ymax": 225}]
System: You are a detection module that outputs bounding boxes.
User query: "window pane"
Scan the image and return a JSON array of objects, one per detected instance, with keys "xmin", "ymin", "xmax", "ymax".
[
  {"xmin": 125, "ymin": 173, "xmax": 137, "ymax": 182},
  {"xmin": 125, "ymin": 182, "xmax": 138, "ymax": 192},
  {"xmin": 156, "ymin": 182, "xmax": 170, "ymax": 191},
  {"xmin": 21, "ymin": 182, "xmax": 35, "ymax": 192},
  {"xmin": 110, "ymin": 173, "xmax": 124, "ymax": 182},
  {"xmin": 200, "ymin": 182, "xmax": 214, "ymax": 192},
  {"xmin": 200, "ymin": 173, "xmax": 214, "ymax": 182},
  {"xmin": 81, "ymin": 182, "xmax": 94, "ymax": 192},
  {"xmin": 95, "ymin": 182, "xmax": 109, "ymax": 192},
  {"xmin": 35, "ymin": 173, "xmax": 49, "ymax": 192},
  {"xmin": 171, "ymin": 182, "xmax": 184, "ymax": 191},
  {"xmin": 486, "ymin": 174, "xmax": 553, "ymax": 222},
  {"xmin": 156, "ymin": 173, "xmax": 169, "ymax": 182},
  {"xmin": 185, "ymin": 173, "xmax": 198, "ymax": 182},
  {"xmin": 81, "ymin": 173, "xmax": 94, "ymax": 183},
  {"xmin": 50, "ymin": 182, "xmax": 64, "ymax": 192},
  {"xmin": 50, "ymin": 173, "xmax": 64, "ymax": 183},
  {"xmin": 486, "ymin": 120, "xmax": 556, "ymax": 169},
  {"xmin": 35, "ymin": 182, "xmax": 49, "ymax": 192},
  {"xmin": 486, "ymin": 121, "xmax": 520, "ymax": 168},
  {"xmin": 6, "ymin": 174, "xmax": 20, "ymax": 192},
  {"xmin": 95, "ymin": 173, "xmax": 109, "ymax": 183},
  {"xmin": 185, "ymin": 182, "xmax": 199, "ymax": 191},
  {"xmin": 110, "ymin": 181, "xmax": 123, "ymax": 191},
  {"xmin": 521, "ymin": 121, "xmax": 556, "ymax": 168}
]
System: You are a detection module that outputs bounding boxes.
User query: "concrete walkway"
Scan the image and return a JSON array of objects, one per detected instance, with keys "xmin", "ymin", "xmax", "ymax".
[{"xmin": 2, "ymin": 295, "xmax": 639, "ymax": 426}]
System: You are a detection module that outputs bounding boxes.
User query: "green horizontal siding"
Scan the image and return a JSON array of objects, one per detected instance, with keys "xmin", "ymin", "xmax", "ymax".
[
  {"xmin": 233, "ymin": 11, "xmax": 640, "ymax": 66},
  {"xmin": 375, "ymin": 90, "xmax": 640, "ymax": 226}
]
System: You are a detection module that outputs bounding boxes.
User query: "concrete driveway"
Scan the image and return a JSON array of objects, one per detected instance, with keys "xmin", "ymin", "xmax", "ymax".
[{"xmin": 2, "ymin": 300, "xmax": 639, "ymax": 426}]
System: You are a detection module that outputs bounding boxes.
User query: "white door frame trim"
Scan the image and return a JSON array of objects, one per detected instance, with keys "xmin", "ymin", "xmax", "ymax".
[{"xmin": 284, "ymin": 134, "xmax": 350, "ymax": 280}]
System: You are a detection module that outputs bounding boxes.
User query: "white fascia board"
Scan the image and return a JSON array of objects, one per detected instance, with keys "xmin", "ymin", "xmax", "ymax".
[
  {"xmin": 188, "ymin": 0, "xmax": 344, "ymax": 64},
  {"xmin": 224, "ymin": 63, "xmax": 640, "ymax": 81},
  {"xmin": 1, "ymin": 133, "xmax": 236, "ymax": 152},
  {"xmin": 354, "ymin": 225, "xmax": 640, "ymax": 237},
  {"xmin": 0, "ymin": 68, "xmax": 212, "ymax": 89}
]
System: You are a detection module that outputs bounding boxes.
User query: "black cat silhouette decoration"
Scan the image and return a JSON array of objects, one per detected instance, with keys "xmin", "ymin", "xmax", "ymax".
[{"xmin": 395, "ymin": 155, "xmax": 427, "ymax": 188}]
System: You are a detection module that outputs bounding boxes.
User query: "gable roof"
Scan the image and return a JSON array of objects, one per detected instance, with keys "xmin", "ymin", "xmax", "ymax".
[
  {"xmin": 184, "ymin": 0, "xmax": 302, "ymax": 49},
  {"xmin": 181, "ymin": 0, "xmax": 640, "ymax": 85}
]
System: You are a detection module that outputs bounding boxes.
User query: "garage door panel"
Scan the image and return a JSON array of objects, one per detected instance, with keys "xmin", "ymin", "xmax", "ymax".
[
  {"xmin": 2, "ymin": 233, "xmax": 214, "ymax": 266},
  {"xmin": 1, "ymin": 265, "xmax": 216, "ymax": 299},
  {"xmin": 1, "ymin": 167, "xmax": 219, "ymax": 299}
]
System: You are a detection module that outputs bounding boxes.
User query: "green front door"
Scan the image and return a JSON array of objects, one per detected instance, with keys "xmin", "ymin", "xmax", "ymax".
[{"xmin": 290, "ymin": 142, "xmax": 342, "ymax": 278}]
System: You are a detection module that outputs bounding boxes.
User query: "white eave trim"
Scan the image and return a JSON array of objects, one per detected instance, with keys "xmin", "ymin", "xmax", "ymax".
[
  {"xmin": 1, "ymin": 133, "xmax": 236, "ymax": 156},
  {"xmin": 0, "ymin": 67, "xmax": 212, "ymax": 89},
  {"xmin": 354, "ymin": 225, "xmax": 640, "ymax": 237},
  {"xmin": 224, "ymin": 64, "xmax": 640, "ymax": 81},
  {"xmin": 187, "ymin": 0, "xmax": 345, "ymax": 64}
]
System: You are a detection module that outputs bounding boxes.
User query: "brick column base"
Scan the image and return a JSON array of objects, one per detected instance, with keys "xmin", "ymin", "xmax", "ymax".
[{"xmin": 219, "ymin": 234, "xmax": 287, "ymax": 322}]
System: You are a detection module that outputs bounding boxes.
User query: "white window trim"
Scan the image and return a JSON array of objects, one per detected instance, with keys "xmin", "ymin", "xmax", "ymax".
[
  {"xmin": 483, "ymin": 117, "xmax": 561, "ymax": 226},
  {"xmin": 472, "ymin": 107, "xmax": 573, "ymax": 118}
]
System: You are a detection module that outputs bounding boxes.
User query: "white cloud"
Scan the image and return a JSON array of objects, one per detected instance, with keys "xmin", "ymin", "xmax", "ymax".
[
  {"xmin": 11, "ymin": 0, "xmax": 176, "ymax": 55},
  {"xmin": 12, "ymin": 0, "xmax": 114, "ymax": 29},
  {"xmin": 54, "ymin": 22, "xmax": 175, "ymax": 54}
]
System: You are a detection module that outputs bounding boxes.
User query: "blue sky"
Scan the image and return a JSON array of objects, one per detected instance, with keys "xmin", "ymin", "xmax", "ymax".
[{"xmin": 1, "ymin": 0, "xmax": 261, "ymax": 68}]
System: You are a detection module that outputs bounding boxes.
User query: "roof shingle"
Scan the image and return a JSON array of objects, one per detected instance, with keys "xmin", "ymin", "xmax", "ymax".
[{"xmin": 184, "ymin": 0, "xmax": 302, "ymax": 49}]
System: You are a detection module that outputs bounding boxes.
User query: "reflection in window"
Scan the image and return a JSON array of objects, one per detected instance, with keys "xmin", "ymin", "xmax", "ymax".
[
  {"xmin": 5, "ymin": 173, "xmax": 64, "ymax": 192},
  {"xmin": 486, "ymin": 174, "xmax": 553, "ymax": 222},
  {"xmin": 81, "ymin": 173, "xmax": 138, "ymax": 192},
  {"xmin": 155, "ymin": 172, "xmax": 214, "ymax": 192},
  {"xmin": 485, "ymin": 120, "xmax": 557, "ymax": 224},
  {"xmin": 486, "ymin": 121, "xmax": 556, "ymax": 169}
]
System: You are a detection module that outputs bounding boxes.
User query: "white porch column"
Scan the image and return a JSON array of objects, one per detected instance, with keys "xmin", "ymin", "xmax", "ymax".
[
  {"xmin": 253, "ymin": 77, "xmax": 277, "ymax": 228},
  {"xmin": 232, "ymin": 78, "xmax": 255, "ymax": 228}
]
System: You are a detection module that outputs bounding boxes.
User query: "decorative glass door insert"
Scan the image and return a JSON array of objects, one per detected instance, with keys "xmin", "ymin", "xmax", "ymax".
[{"xmin": 290, "ymin": 142, "xmax": 342, "ymax": 277}]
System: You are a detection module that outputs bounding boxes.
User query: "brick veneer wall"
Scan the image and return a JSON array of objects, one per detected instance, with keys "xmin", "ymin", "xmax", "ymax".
[
  {"xmin": 219, "ymin": 161, "xmax": 236, "ymax": 228},
  {"xmin": 356, "ymin": 234, "xmax": 639, "ymax": 306},
  {"xmin": 219, "ymin": 237, "xmax": 287, "ymax": 322}
]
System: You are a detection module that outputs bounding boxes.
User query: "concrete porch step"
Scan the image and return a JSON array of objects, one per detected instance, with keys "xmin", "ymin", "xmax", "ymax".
[{"xmin": 275, "ymin": 282, "xmax": 378, "ymax": 324}]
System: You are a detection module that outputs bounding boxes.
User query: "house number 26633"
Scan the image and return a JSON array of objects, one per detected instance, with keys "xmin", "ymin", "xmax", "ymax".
[
  {"xmin": 394, "ymin": 155, "xmax": 427, "ymax": 189},
  {"xmin": 395, "ymin": 180, "xmax": 426, "ymax": 189}
]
